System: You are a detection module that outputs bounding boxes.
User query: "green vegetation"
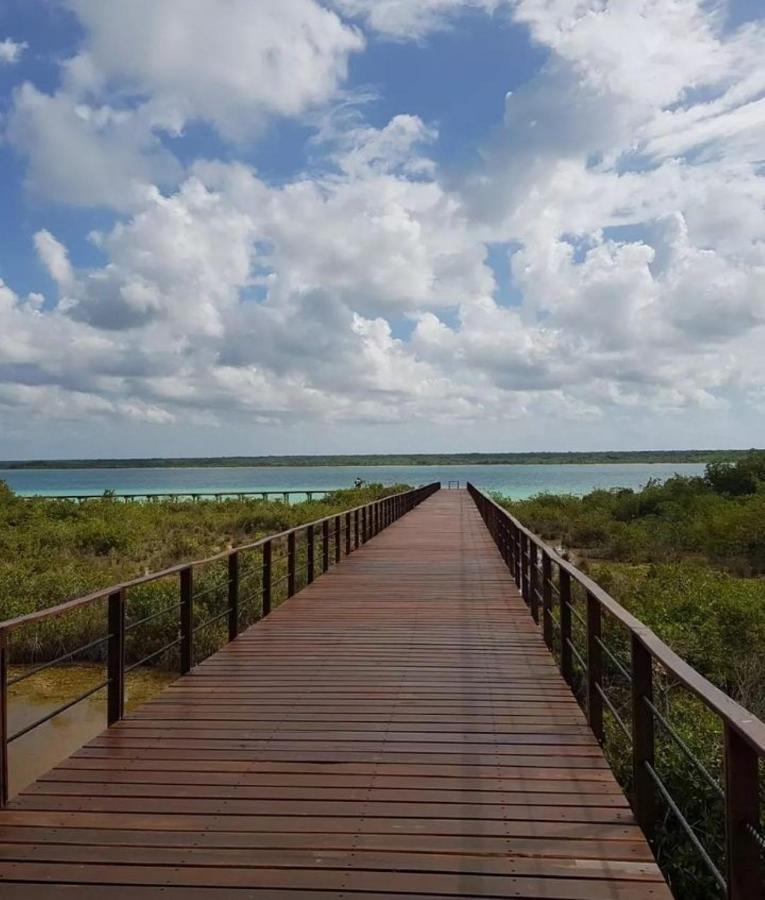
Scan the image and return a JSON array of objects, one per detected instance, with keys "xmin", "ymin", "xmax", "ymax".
[
  {"xmin": 1, "ymin": 448, "xmax": 758, "ymax": 469},
  {"xmin": 497, "ymin": 452, "xmax": 765, "ymax": 898},
  {"xmin": 0, "ymin": 481, "xmax": 408, "ymax": 665}
]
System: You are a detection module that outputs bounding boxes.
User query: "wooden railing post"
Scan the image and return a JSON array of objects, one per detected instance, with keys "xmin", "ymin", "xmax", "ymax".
[
  {"xmin": 529, "ymin": 543, "xmax": 539, "ymax": 624},
  {"xmin": 307, "ymin": 525, "xmax": 315, "ymax": 584},
  {"xmin": 586, "ymin": 592, "xmax": 603, "ymax": 743},
  {"xmin": 514, "ymin": 525, "xmax": 522, "ymax": 587},
  {"xmin": 559, "ymin": 568, "xmax": 572, "ymax": 686},
  {"xmin": 631, "ymin": 635, "xmax": 655, "ymax": 845},
  {"xmin": 724, "ymin": 724, "xmax": 761, "ymax": 900},
  {"xmin": 180, "ymin": 566, "xmax": 193, "ymax": 674},
  {"xmin": 262, "ymin": 540, "xmax": 272, "ymax": 616},
  {"xmin": 520, "ymin": 532, "xmax": 529, "ymax": 605},
  {"xmin": 107, "ymin": 589, "xmax": 125, "ymax": 725},
  {"xmin": 0, "ymin": 631, "xmax": 9, "ymax": 808},
  {"xmin": 287, "ymin": 532, "xmax": 296, "ymax": 596},
  {"xmin": 542, "ymin": 554, "xmax": 553, "ymax": 650},
  {"xmin": 228, "ymin": 552, "xmax": 239, "ymax": 641}
]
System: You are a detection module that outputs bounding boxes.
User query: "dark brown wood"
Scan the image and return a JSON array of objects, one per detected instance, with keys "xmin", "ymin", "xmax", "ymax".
[
  {"xmin": 227, "ymin": 553, "xmax": 239, "ymax": 642},
  {"xmin": 586, "ymin": 592, "xmax": 603, "ymax": 744},
  {"xmin": 107, "ymin": 590, "xmax": 125, "ymax": 725},
  {"xmin": 529, "ymin": 542, "xmax": 539, "ymax": 624},
  {"xmin": 560, "ymin": 568, "xmax": 572, "ymax": 686},
  {"xmin": 514, "ymin": 523, "xmax": 522, "ymax": 586},
  {"xmin": 468, "ymin": 485, "xmax": 765, "ymax": 756},
  {"xmin": 179, "ymin": 567, "xmax": 193, "ymax": 674},
  {"xmin": 306, "ymin": 525, "xmax": 315, "ymax": 584},
  {"xmin": 724, "ymin": 722, "xmax": 761, "ymax": 900},
  {"xmin": 287, "ymin": 532, "xmax": 296, "ymax": 597},
  {"xmin": 261, "ymin": 541, "xmax": 271, "ymax": 617},
  {"xmin": 542, "ymin": 553, "xmax": 553, "ymax": 650},
  {"xmin": 631, "ymin": 635, "xmax": 655, "ymax": 845},
  {"xmin": 0, "ymin": 490, "xmax": 668, "ymax": 898},
  {"xmin": 0, "ymin": 635, "xmax": 8, "ymax": 807},
  {"xmin": 0, "ymin": 492, "xmax": 424, "ymax": 637}
]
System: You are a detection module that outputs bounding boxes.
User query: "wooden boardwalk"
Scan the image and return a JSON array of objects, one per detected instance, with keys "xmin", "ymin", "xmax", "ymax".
[{"xmin": 0, "ymin": 490, "xmax": 671, "ymax": 898}]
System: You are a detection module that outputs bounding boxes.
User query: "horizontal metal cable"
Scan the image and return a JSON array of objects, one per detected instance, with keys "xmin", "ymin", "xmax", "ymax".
[
  {"xmin": 566, "ymin": 636, "xmax": 586, "ymax": 671},
  {"xmin": 125, "ymin": 638, "xmax": 182, "ymax": 674},
  {"xmin": 745, "ymin": 822, "xmax": 765, "ymax": 856},
  {"xmin": 192, "ymin": 606, "xmax": 232, "ymax": 634},
  {"xmin": 8, "ymin": 634, "xmax": 111, "ymax": 686},
  {"xmin": 125, "ymin": 601, "xmax": 183, "ymax": 634},
  {"xmin": 237, "ymin": 587, "xmax": 263, "ymax": 608},
  {"xmin": 565, "ymin": 599, "xmax": 586, "ymax": 629},
  {"xmin": 8, "ymin": 678, "xmax": 110, "ymax": 743},
  {"xmin": 594, "ymin": 682, "xmax": 631, "ymax": 742},
  {"xmin": 643, "ymin": 761, "xmax": 726, "ymax": 894},
  {"xmin": 643, "ymin": 696, "xmax": 724, "ymax": 800},
  {"xmin": 194, "ymin": 579, "xmax": 233, "ymax": 602},
  {"xmin": 594, "ymin": 634, "xmax": 631, "ymax": 682},
  {"xmin": 238, "ymin": 570, "xmax": 262, "ymax": 587}
]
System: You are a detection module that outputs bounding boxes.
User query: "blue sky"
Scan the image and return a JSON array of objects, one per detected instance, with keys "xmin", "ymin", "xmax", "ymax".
[{"xmin": 0, "ymin": 1, "xmax": 764, "ymax": 458}]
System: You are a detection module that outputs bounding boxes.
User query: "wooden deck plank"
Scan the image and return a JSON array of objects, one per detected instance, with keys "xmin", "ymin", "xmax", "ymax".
[{"xmin": 0, "ymin": 490, "xmax": 671, "ymax": 898}]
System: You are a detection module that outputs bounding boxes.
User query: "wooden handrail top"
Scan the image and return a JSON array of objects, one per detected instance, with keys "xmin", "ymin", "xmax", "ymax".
[
  {"xmin": 0, "ymin": 484, "xmax": 438, "ymax": 637},
  {"xmin": 467, "ymin": 482, "xmax": 765, "ymax": 757}
]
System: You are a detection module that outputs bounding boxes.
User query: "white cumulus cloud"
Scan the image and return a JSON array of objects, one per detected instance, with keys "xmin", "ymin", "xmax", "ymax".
[
  {"xmin": 2, "ymin": 0, "xmax": 765, "ymax": 451},
  {"xmin": 0, "ymin": 38, "xmax": 27, "ymax": 65}
]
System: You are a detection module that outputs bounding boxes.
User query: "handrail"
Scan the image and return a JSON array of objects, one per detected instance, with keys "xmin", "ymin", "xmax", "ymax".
[
  {"xmin": 0, "ymin": 487, "xmax": 428, "ymax": 635},
  {"xmin": 467, "ymin": 482, "xmax": 764, "ymax": 900},
  {"xmin": 25, "ymin": 489, "xmax": 333, "ymax": 503},
  {"xmin": 0, "ymin": 482, "xmax": 440, "ymax": 806},
  {"xmin": 468, "ymin": 484, "xmax": 765, "ymax": 752}
]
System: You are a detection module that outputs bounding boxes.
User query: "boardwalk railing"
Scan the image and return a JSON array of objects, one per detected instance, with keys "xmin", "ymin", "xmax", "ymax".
[
  {"xmin": 468, "ymin": 482, "xmax": 765, "ymax": 900},
  {"xmin": 28, "ymin": 490, "xmax": 334, "ymax": 503},
  {"xmin": 0, "ymin": 482, "xmax": 440, "ymax": 806}
]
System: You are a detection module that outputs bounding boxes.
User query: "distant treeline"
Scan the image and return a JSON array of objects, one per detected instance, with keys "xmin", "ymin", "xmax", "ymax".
[{"xmin": 0, "ymin": 449, "xmax": 758, "ymax": 470}]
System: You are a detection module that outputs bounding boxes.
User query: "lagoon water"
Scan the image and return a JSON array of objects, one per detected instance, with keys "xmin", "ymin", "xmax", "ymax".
[{"xmin": 1, "ymin": 462, "xmax": 705, "ymax": 499}]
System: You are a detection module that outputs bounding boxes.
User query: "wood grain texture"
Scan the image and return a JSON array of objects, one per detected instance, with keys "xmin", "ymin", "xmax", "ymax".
[{"xmin": 0, "ymin": 490, "xmax": 671, "ymax": 898}]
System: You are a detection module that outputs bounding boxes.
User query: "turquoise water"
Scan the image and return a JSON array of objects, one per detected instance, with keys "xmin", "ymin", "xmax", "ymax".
[{"xmin": 1, "ymin": 463, "xmax": 705, "ymax": 500}]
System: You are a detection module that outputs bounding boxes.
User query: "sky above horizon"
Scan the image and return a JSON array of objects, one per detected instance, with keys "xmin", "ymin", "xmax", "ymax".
[{"xmin": 0, "ymin": 0, "xmax": 764, "ymax": 459}]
